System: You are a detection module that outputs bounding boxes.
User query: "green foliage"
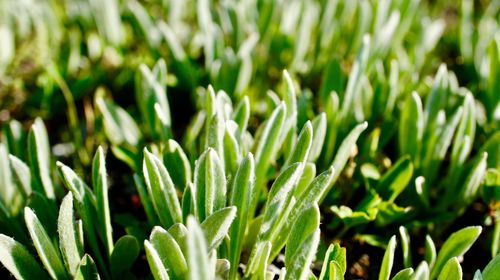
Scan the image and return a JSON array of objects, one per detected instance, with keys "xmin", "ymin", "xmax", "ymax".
[{"xmin": 1, "ymin": 0, "xmax": 500, "ymax": 279}]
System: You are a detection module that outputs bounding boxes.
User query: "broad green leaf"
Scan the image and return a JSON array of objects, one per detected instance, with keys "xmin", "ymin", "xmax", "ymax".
[
  {"xmin": 201, "ymin": 206, "xmax": 237, "ymax": 250},
  {"xmin": 74, "ymin": 254, "xmax": 99, "ymax": 280},
  {"xmin": 186, "ymin": 217, "xmax": 211, "ymax": 280},
  {"xmin": 376, "ymin": 157, "xmax": 413, "ymax": 202},
  {"xmin": 58, "ymin": 193, "xmax": 83, "ymax": 276},
  {"xmin": 379, "ymin": 235, "xmax": 397, "ymax": 280},
  {"xmin": 438, "ymin": 257, "xmax": 462, "ymax": 280},
  {"xmin": 25, "ymin": 207, "xmax": 68, "ymax": 279},
  {"xmin": 229, "ymin": 153, "xmax": 255, "ymax": 279},
  {"xmin": 163, "ymin": 139, "xmax": 192, "ymax": 189},
  {"xmin": 482, "ymin": 252, "xmax": 500, "ymax": 280},
  {"xmin": 430, "ymin": 226, "xmax": 482, "ymax": 279},
  {"xmin": 143, "ymin": 149, "xmax": 183, "ymax": 227},
  {"xmin": 145, "ymin": 240, "xmax": 170, "ymax": 280},
  {"xmin": 0, "ymin": 234, "xmax": 49, "ymax": 280},
  {"xmin": 285, "ymin": 205, "xmax": 321, "ymax": 280},
  {"xmin": 110, "ymin": 235, "xmax": 139, "ymax": 277},
  {"xmin": 150, "ymin": 226, "xmax": 187, "ymax": 279},
  {"xmin": 28, "ymin": 118, "xmax": 55, "ymax": 200},
  {"xmin": 92, "ymin": 147, "xmax": 113, "ymax": 255}
]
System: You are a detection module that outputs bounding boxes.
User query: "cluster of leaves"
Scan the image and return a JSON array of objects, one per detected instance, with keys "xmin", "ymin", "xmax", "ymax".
[{"xmin": 1, "ymin": 0, "xmax": 500, "ymax": 279}]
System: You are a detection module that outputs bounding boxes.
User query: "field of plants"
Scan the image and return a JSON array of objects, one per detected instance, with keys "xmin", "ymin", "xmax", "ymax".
[{"xmin": 0, "ymin": 0, "xmax": 500, "ymax": 279}]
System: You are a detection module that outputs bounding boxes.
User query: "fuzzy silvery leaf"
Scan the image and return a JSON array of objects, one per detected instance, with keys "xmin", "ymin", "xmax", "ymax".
[
  {"xmin": 58, "ymin": 193, "xmax": 83, "ymax": 276},
  {"xmin": 143, "ymin": 149, "xmax": 183, "ymax": 227},
  {"xmin": 144, "ymin": 240, "xmax": 170, "ymax": 280},
  {"xmin": 193, "ymin": 148, "xmax": 227, "ymax": 221},
  {"xmin": 308, "ymin": 113, "xmax": 327, "ymax": 162},
  {"xmin": 25, "ymin": 207, "xmax": 68, "ymax": 279},
  {"xmin": 150, "ymin": 226, "xmax": 187, "ymax": 279},
  {"xmin": 0, "ymin": 234, "xmax": 49, "ymax": 280},
  {"xmin": 201, "ymin": 206, "xmax": 236, "ymax": 250},
  {"xmin": 28, "ymin": 118, "xmax": 55, "ymax": 200},
  {"xmin": 228, "ymin": 153, "xmax": 255, "ymax": 279},
  {"xmin": 253, "ymin": 102, "xmax": 286, "ymax": 195},
  {"xmin": 92, "ymin": 147, "xmax": 113, "ymax": 256},
  {"xmin": 186, "ymin": 217, "xmax": 211, "ymax": 280},
  {"xmin": 163, "ymin": 139, "xmax": 192, "ymax": 190},
  {"xmin": 285, "ymin": 204, "xmax": 320, "ymax": 280},
  {"xmin": 258, "ymin": 163, "xmax": 303, "ymax": 242}
]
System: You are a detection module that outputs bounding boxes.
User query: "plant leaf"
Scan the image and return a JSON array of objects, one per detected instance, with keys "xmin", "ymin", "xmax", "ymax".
[
  {"xmin": 74, "ymin": 254, "xmax": 99, "ymax": 280},
  {"xmin": 186, "ymin": 217, "xmax": 211, "ymax": 280},
  {"xmin": 0, "ymin": 234, "xmax": 49, "ymax": 280},
  {"xmin": 482, "ymin": 252, "xmax": 500, "ymax": 280},
  {"xmin": 110, "ymin": 235, "xmax": 139, "ymax": 277},
  {"xmin": 28, "ymin": 118, "xmax": 55, "ymax": 200},
  {"xmin": 143, "ymin": 149, "xmax": 183, "ymax": 227},
  {"xmin": 430, "ymin": 226, "xmax": 482, "ymax": 279},
  {"xmin": 201, "ymin": 206, "xmax": 236, "ymax": 250},
  {"xmin": 150, "ymin": 226, "xmax": 187, "ymax": 279},
  {"xmin": 379, "ymin": 235, "xmax": 397, "ymax": 280},
  {"xmin": 285, "ymin": 204, "xmax": 321, "ymax": 280},
  {"xmin": 25, "ymin": 207, "xmax": 68, "ymax": 279},
  {"xmin": 144, "ymin": 240, "xmax": 170, "ymax": 280},
  {"xmin": 58, "ymin": 193, "xmax": 83, "ymax": 276},
  {"xmin": 438, "ymin": 257, "xmax": 462, "ymax": 280},
  {"xmin": 92, "ymin": 146, "xmax": 113, "ymax": 255}
]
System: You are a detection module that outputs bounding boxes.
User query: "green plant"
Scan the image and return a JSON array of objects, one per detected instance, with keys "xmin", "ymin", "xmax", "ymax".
[{"xmin": 1, "ymin": 0, "xmax": 500, "ymax": 279}]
